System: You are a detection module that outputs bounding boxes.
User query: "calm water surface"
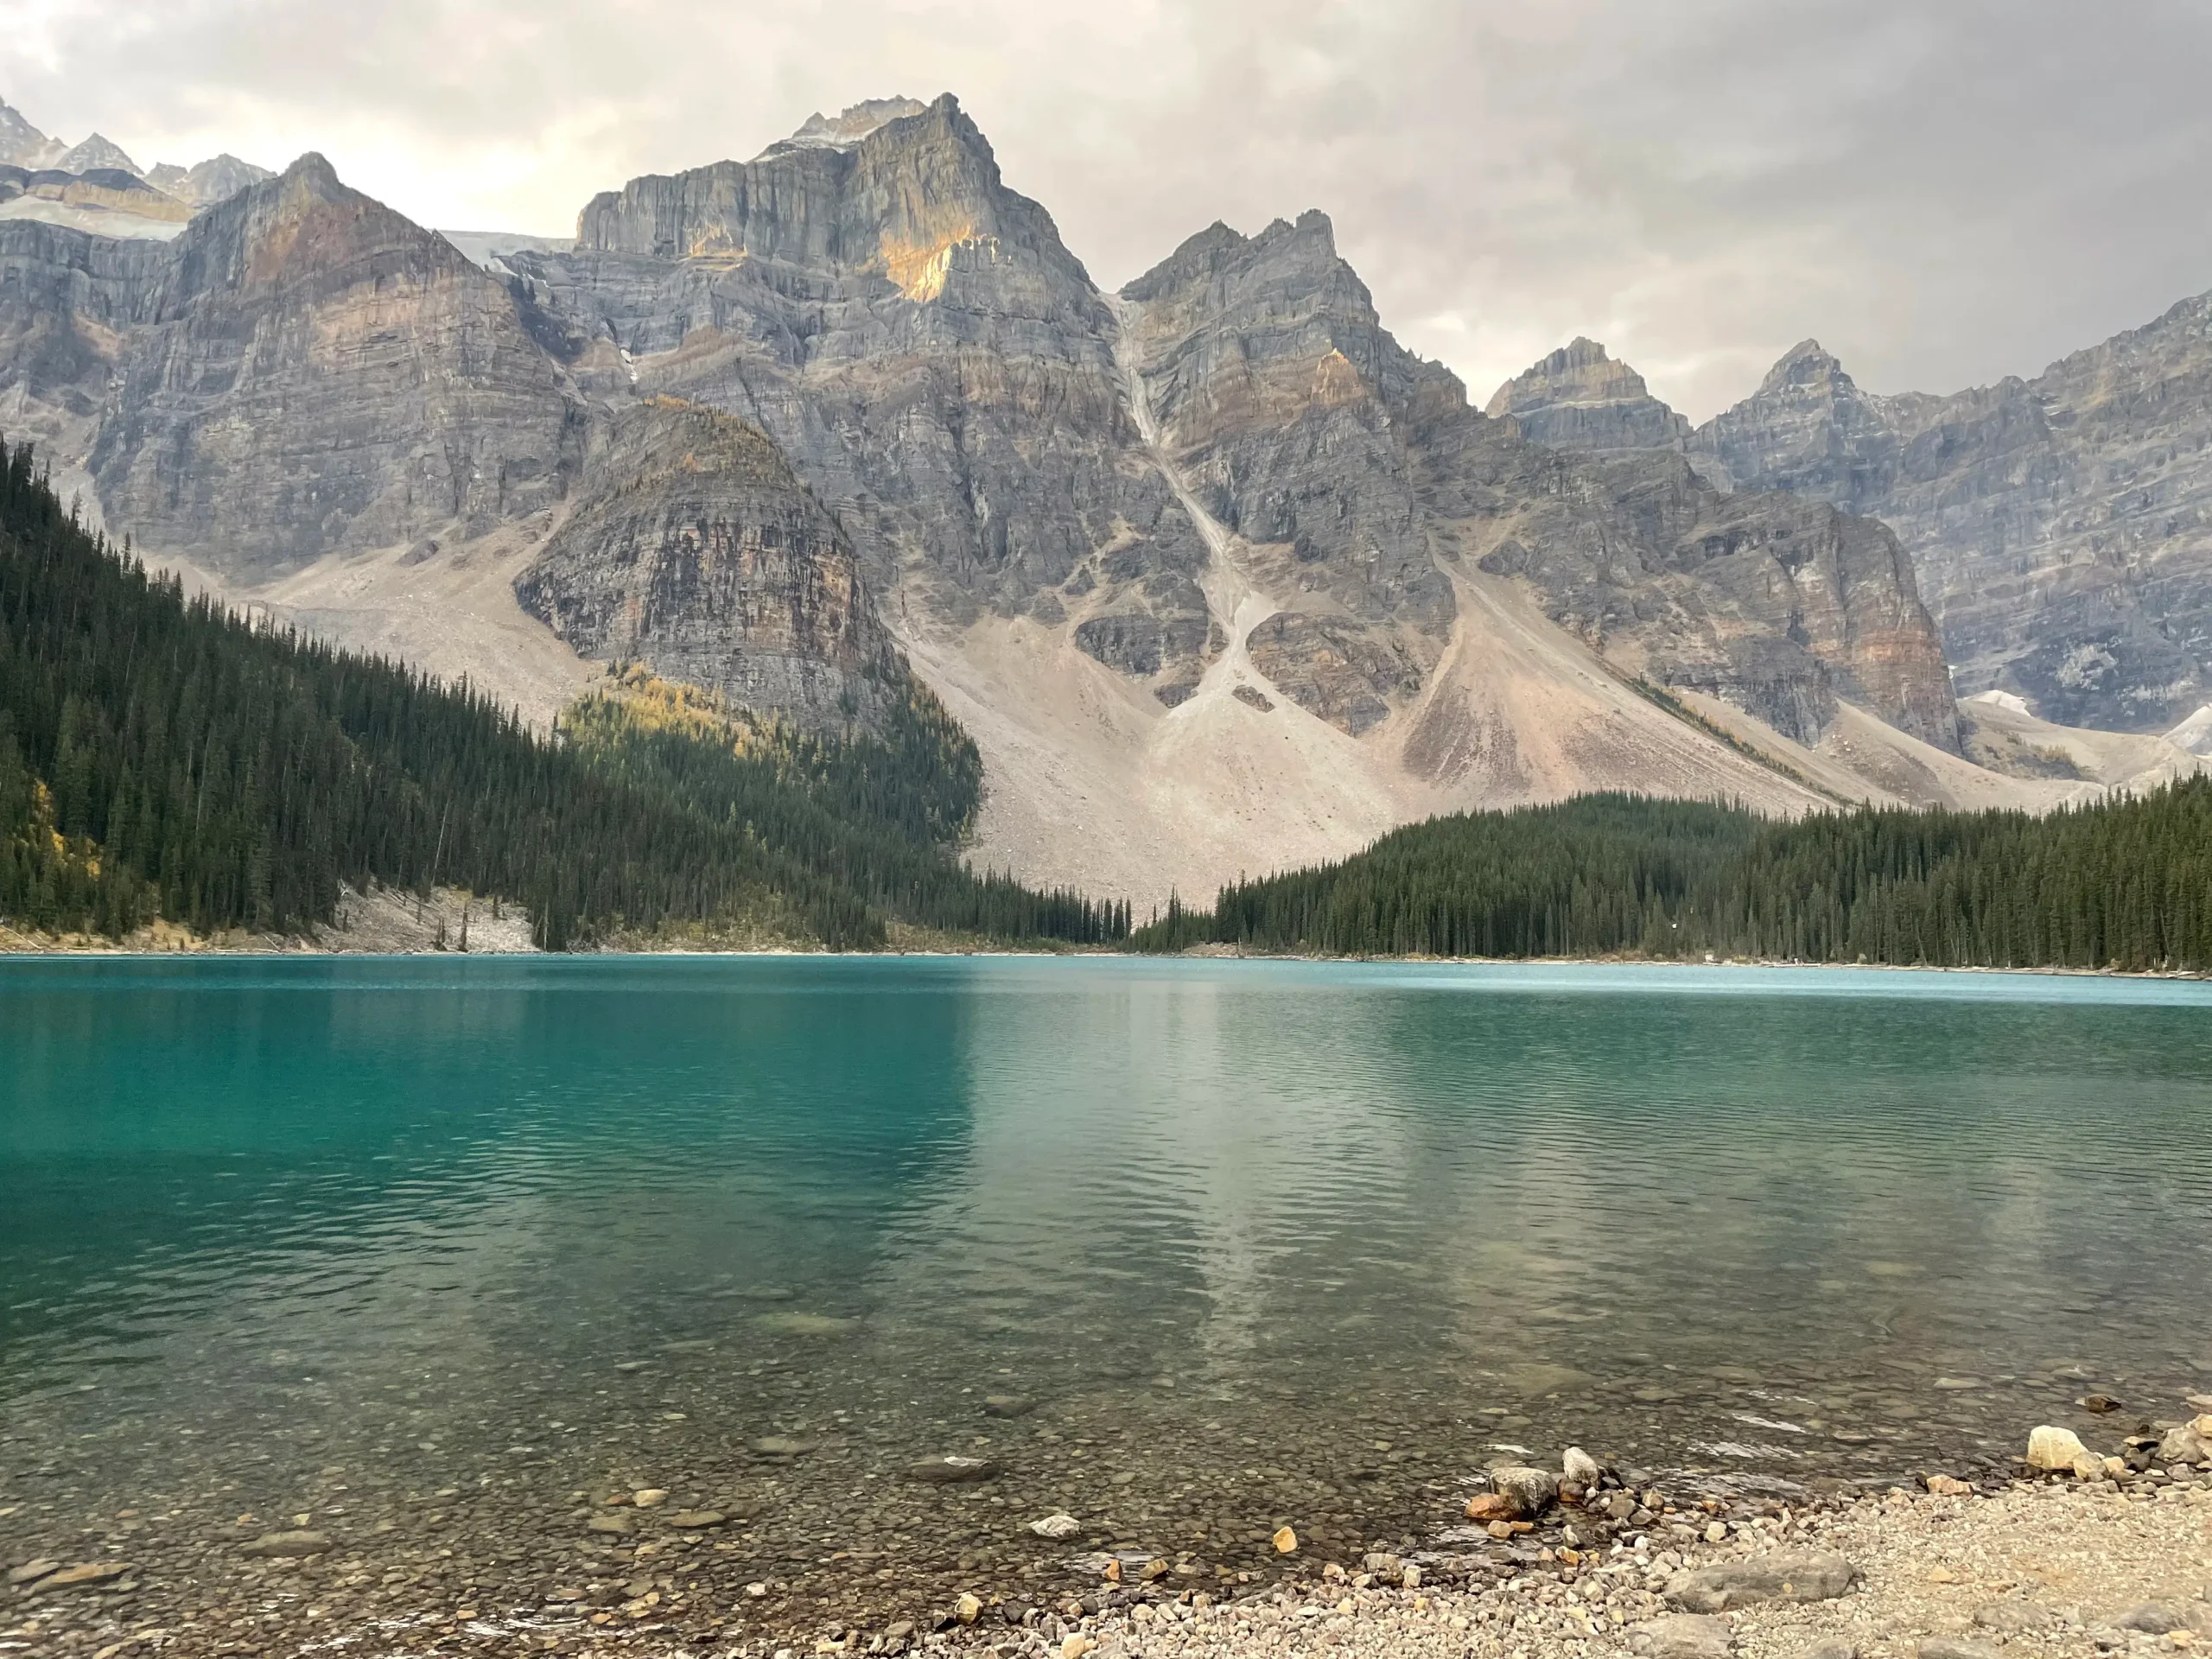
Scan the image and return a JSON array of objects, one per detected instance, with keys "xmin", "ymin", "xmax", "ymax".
[{"xmin": 3, "ymin": 957, "xmax": 2209, "ymax": 1634}]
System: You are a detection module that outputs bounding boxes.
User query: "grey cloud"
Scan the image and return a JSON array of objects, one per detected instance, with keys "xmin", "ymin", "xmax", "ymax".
[{"xmin": 15, "ymin": 0, "xmax": 2209, "ymax": 418}]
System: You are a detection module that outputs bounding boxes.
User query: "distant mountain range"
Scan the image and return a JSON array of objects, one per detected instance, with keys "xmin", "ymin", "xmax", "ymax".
[
  {"xmin": 1490, "ymin": 318, "xmax": 2212, "ymax": 734},
  {"xmin": 0, "ymin": 92, "xmax": 2202, "ymax": 911},
  {"xmin": 0, "ymin": 97, "xmax": 270, "ymax": 240}
]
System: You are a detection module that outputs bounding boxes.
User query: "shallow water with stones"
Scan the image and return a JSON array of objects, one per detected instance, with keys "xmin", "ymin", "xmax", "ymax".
[{"xmin": 3, "ymin": 957, "xmax": 2208, "ymax": 1649}]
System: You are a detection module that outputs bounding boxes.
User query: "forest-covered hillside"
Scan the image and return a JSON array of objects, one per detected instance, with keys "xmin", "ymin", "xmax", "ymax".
[
  {"xmin": 0, "ymin": 441, "xmax": 1125, "ymax": 950},
  {"xmin": 1133, "ymin": 788, "xmax": 2212, "ymax": 970}
]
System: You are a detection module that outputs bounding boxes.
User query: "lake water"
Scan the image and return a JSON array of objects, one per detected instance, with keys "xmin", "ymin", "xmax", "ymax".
[{"xmin": 3, "ymin": 957, "xmax": 2209, "ymax": 1647}]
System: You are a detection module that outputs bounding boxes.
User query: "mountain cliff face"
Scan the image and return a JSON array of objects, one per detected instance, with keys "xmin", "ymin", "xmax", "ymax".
[
  {"xmin": 1678, "ymin": 313, "xmax": 2212, "ymax": 731},
  {"xmin": 88, "ymin": 154, "xmax": 581, "ymax": 574},
  {"xmin": 506, "ymin": 94, "xmax": 1217, "ymax": 703},
  {"xmin": 1117, "ymin": 214, "xmax": 1959, "ymax": 751},
  {"xmin": 516, "ymin": 397, "xmax": 905, "ymax": 735},
  {"xmin": 0, "ymin": 219, "xmax": 168, "ymax": 413},
  {"xmin": 1485, "ymin": 337, "xmax": 1691, "ymax": 454}
]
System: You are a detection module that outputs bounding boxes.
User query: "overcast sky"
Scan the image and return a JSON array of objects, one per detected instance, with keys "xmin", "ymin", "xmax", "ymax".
[{"xmin": 10, "ymin": 0, "xmax": 2209, "ymax": 420}]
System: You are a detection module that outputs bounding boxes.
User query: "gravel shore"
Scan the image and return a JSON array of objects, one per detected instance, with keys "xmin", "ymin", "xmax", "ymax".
[
  {"xmin": 8, "ymin": 1432, "xmax": 2209, "ymax": 1659},
  {"xmin": 1036, "ymin": 1475, "xmax": 2212, "ymax": 1659}
]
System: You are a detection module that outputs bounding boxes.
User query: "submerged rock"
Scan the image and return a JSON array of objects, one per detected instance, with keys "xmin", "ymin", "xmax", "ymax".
[
  {"xmin": 907, "ymin": 1455, "xmax": 1000, "ymax": 1484},
  {"xmin": 239, "ymin": 1530, "xmax": 330, "ymax": 1558}
]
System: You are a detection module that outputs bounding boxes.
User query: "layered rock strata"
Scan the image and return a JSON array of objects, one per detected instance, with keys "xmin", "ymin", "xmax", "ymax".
[
  {"xmin": 1500, "ymin": 310, "xmax": 2212, "ymax": 733},
  {"xmin": 1687, "ymin": 318, "xmax": 2212, "ymax": 731},
  {"xmin": 506, "ymin": 94, "xmax": 1217, "ymax": 704},
  {"xmin": 89, "ymin": 154, "xmax": 582, "ymax": 574},
  {"xmin": 1486, "ymin": 337, "xmax": 1691, "ymax": 454},
  {"xmin": 1119, "ymin": 214, "xmax": 1959, "ymax": 750},
  {"xmin": 516, "ymin": 398, "xmax": 906, "ymax": 735},
  {"xmin": 0, "ymin": 219, "xmax": 168, "ymax": 413}
]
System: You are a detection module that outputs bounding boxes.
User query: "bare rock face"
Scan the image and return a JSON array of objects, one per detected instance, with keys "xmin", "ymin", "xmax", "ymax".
[
  {"xmin": 1486, "ymin": 337, "xmax": 1692, "ymax": 454},
  {"xmin": 1116, "ymin": 212, "xmax": 1454, "ymax": 730},
  {"xmin": 1416, "ymin": 394, "xmax": 1961, "ymax": 753},
  {"xmin": 0, "ymin": 219, "xmax": 168, "ymax": 414},
  {"xmin": 143, "ymin": 155, "xmax": 275, "ymax": 210},
  {"xmin": 1689, "ymin": 310, "xmax": 2212, "ymax": 731},
  {"xmin": 1118, "ymin": 219, "xmax": 1958, "ymax": 750},
  {"xmin": 515, "ymin": 398, "xmax": 905, "ymax": 735},
  {"xmin": 508, "ymin": 93, "xmax": 1214, "ymax": 702},
  {"xmin": 88, "ymin": 153, "xmax": 582, "ymax": 575}
]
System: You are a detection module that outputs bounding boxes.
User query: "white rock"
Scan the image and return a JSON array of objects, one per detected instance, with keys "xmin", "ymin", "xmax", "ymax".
[
  {"xmin": 1565, "ymin": 1446, "xmax": 1604, "ymax": 1484},
  {"xmin": 1030, "ymin": 1512, "xmax": 1082, "ymax": 1539},
  {"xmin": 2024, "ymin": 1425, "xmax": 2101, "ymax": 1478}
]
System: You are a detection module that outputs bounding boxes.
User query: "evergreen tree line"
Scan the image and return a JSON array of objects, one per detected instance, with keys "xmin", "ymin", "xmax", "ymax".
[
  {"xmin": 0, "ymin": 439, "xmax": 1126, "ymax": 950},
  {"xmin": 1130, "ymin": 787, "xmax": 2212, "ymax": 971},
  {"xmin": 559, "ymin": 684, "xmax": 1131, "ymax": 944}
]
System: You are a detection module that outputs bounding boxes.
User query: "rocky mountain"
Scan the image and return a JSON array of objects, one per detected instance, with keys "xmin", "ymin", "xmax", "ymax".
[
  {"xmin": 56, "ymin": 133, "xmax": 139, "ymax": 177},
  {"xmin": 505, "ymin": 92, "xmax": 1216, "ymax": 705},
  {"xmin": 1, "ymin": 96, "xmax": 2160, "ymax": 909},
  {"xmin": 88, "ymin": 153, "xmax": 581, "ymax": 574},
  {"xmin": 0, "ymin": 99, "xmax": 66, "ymax": 169},
  {"xmin": 1118, "ymin": 213, "xmax": 1957, "ymax": 753},
  {"xmin": 1498, "ymin": 307, "xmax": 2212, "ymax": 734},
  {"xmin": 0, "ymin": 217, "xmax": 168, "ymax": 414},
  {"xmin": 144, "ymin": 154, "xmax": 273, "ymax": 208},
  {"xmin": 1485, "ymin": 337, "xmax": 1690, "ymax": 454},
  {"xmin": 517, "ymin": 397, "xmax": 906, "ymax": 734},
  {"xmin": 1689, "ymin": 315, "xmax": 2212, "ymax": 733}
]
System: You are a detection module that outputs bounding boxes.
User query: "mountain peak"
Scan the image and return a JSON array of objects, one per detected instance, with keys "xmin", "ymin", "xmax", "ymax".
[
  {"xmin": 0, "ymin": 97, "xmax": 65, "ymax": 168},
  {"xmin": 1484, "ymin": 336, "xmax": 1688, "ymax": 452},
  {"xmin": 58, "ymin": 131, "xmax": 140, "ymax": 177},
  {"xmin": 775, "ymin": 96, "xmax": 933, "ymax": 155},
  {"xmin": 577, "ymin": 92, "xmax": 1090, "ymax": 304},
  {"xmin": 146, "ymin": 153, "xmax": 275, "ymax": 208},
  {"xmin": 1758, "ymin": 338, "xmax": 1856, "ymax": 395}
]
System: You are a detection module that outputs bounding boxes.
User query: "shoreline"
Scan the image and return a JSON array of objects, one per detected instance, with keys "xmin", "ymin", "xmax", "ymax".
[
  {"xmin": 0, "ymin": 921, "xmax": 2206, "ymax": 982},
  {"xmin": 7, "ymin": 1424, "xmax": 2207, "ymax": 1658}
]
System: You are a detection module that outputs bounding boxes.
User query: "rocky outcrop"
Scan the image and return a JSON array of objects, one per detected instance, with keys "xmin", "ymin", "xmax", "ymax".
[
  {"xmin": 88, "ymin": 153, "xmax": 582, "ymax": 574},
  {"xmin": 1485, "ymin": 337, "xmax": 1691, "ymax": 454},
  {"xmin": 1414, "ymin": 393, "xmax": 1961, "ymax": 753},
  {"xmin": 515, "ymin": 398, "xmax": 905, "ymax": 735},
  {"xmin": 0, "ymin": 165, "xmax": 193, "ymax": 238},
  {"xmin": 1686, "ymin": 309, "xmax": 2212, "ymax": 731}
]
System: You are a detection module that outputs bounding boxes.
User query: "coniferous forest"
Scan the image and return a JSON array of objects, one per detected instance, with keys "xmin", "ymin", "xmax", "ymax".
[
  {"xmin": 1132, "ymin": 788, "xmax": 2212, "ymax": 970},
  {"xmin": 0, "ymin": 441, "xmax": 1127, "ymax": 950},
  {"xmin": 8, "ymin": 432, "xmax": 2209, "ymax": 969}
]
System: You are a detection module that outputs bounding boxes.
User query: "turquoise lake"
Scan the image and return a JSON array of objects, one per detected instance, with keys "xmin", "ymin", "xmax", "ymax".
[{"xmin": 3, "ymin": 956, "xmax": 2209, "ymax": 1636}]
